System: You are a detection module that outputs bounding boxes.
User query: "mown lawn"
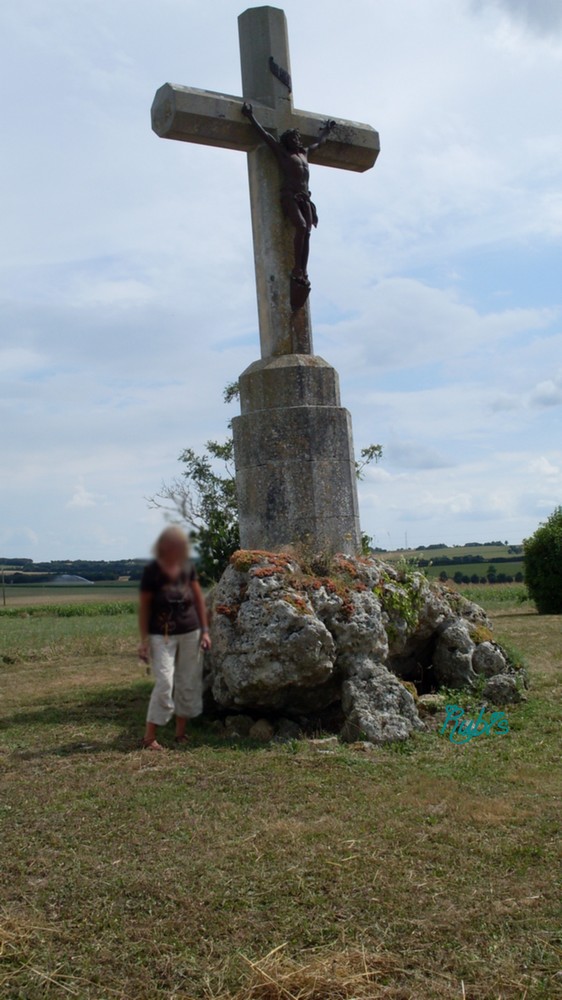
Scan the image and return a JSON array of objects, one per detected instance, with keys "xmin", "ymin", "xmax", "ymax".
[{"xmin": 0, "ymin": 595, "xmax": 560, "ymax": 999}]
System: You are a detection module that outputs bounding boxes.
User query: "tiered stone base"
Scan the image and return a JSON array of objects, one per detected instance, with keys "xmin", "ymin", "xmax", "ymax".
[{"xmin": 232, "ymin": 355, "xmax": 361, "ymax": 555}]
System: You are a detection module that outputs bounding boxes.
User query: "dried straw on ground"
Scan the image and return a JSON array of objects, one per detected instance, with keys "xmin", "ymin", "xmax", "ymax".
[{"xmin": 210, "ymin": 946, "xmax": 459, "ymax": 1000}]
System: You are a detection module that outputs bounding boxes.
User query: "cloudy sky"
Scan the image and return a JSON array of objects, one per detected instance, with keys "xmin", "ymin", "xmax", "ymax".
[{"xmin": 1, "ymin": 0, "xmax": 561, "ymax": 560}]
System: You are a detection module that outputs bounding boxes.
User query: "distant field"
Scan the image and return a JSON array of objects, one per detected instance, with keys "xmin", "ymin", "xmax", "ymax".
[
  {"xmin": 382, "ymin": 544, "xmax": 524, "ymax": 581},
  {"xmin": 457, "ymin": 581, "xmax": 529, "ymax": 607},
  {"xmin": 383, "ymin": 543, "xmax": 522, "ymax": 562},
  {"xmin": 0, "ymin": 582, "xmax": 138, "ymax": 608}
]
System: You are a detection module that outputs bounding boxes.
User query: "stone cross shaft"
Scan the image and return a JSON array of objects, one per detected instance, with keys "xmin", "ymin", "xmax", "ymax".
[{"xmin": 151, "ymin": 5, "xmax": 379, "ymax": 358}]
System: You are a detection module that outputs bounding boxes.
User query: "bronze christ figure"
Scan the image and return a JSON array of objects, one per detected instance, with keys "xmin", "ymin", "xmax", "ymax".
[{"xmin": 242, "ymin": 102, "xmax": 335, "ymax": 304}]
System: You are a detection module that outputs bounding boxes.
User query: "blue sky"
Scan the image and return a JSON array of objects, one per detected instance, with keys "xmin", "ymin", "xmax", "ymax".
[{"xmin": 1, "ymin": 0, "xmax": 561, "ymax": 559}]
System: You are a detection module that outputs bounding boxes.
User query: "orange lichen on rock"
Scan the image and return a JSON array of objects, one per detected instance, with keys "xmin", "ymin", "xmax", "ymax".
[
  {"xmin": 282, "ymin": 593, "xmax": 312, "ymax": 615},
  {"xmin": 215, "ymin": 603, "xmax": 240, "ymax": 623},
  {"xmin": 230, "ymin": 549, "xmax": 293, "ymax": 573},
  {"xmin": 333, "ymin": 556, "xmax": 359, "ymax": 578}
]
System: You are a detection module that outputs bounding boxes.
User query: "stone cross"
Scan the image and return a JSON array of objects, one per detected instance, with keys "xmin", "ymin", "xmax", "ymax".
[{"xmin": 151, "ymin": 5, "xmax": 379, "ymax": 358}]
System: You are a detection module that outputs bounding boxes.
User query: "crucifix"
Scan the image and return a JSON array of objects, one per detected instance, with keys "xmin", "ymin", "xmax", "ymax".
[{"xmin": 151, "ymin": 5, "xmax": 379, "ymax": 358}]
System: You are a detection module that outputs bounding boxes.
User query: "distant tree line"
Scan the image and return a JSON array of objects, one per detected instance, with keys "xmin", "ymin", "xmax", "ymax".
[
  {"xmin": 0, "ymin": 560, "xmax": 147, "ymax": 584},
  {"xmin": 439, "ymin": 567, "xmax": 524, "ymax": 585}
]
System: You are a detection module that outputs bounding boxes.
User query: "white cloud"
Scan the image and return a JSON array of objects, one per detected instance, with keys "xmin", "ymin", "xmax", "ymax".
[
  {"xmin": 67, "ymin": 481, "xmax": 105, "ymax": 509},
  {"xmin": 529, "ymin": 456, "xmax": 560, "ymax": 477},
  {"xmin": 0, "ymin": 348, "xmax": 46, "ymax": 376},
  {"xmin": 529, "ymin": 373, "xmax": 562, "ymax": 407},
  {"xmin": 320, "ymin": 278, "xmax": 554, "ymax": 374}
]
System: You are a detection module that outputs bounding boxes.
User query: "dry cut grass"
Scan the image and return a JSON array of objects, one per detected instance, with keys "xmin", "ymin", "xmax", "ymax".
[{"xmin": 0, "ymin": 598, "xmax": 560, "ymax": 999}]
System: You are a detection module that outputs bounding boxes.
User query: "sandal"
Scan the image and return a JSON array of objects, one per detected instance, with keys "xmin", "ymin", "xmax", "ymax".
[
  {"xmin": 174, "ymin": 735, "xmax": 189, "ymax": 745},
  {"xmin": 141, "ymin": 738, "xmax": 164, "ymax": 751}
]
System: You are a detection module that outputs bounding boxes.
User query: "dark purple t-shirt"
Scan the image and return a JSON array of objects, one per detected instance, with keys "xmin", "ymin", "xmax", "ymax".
[{"xmin": 140, "ymin": 560, "xmax": 200, "ymax": 636}]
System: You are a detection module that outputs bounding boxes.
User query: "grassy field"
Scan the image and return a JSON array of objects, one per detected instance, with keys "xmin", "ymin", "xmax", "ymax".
[
  {"xmin": 1, "ymin": 583, "xmax": 138, "ymax": 608},
  {"xmin": 457, "ymin": 583, "xmax": 528, "ymax": 606},
  {"xmin": 382, "ymin": 545, "xmax": 524, "ymax": 582},
  {"xmin": 0, "ymin": 588, "xmax": 560, "ymax": 999},
  {"xmin": 383, "ymin": 545, "xmax": 522, "ymax": 562}
]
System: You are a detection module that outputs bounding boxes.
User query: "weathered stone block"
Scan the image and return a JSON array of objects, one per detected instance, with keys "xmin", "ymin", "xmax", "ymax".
[
  {"xmin": 472, "ymin": 641, "xmax": 508, "ymax": 677},
  {"xmin": 483, "ymin": 674, "xmax": 524, "ymax": 705},
  {"xmin": 233, "ymin": 355, "xmax": 361, "ymax": 554},
  {"xmin": 432, "ymin": 620, "xmax": 478, "ymax": 689},
  {"xmin": 238, "ymin": 355, "xmax": 341, "ymax": 411}
]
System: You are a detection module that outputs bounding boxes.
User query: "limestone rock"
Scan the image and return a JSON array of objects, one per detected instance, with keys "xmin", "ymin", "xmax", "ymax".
[
  {"xmin": 306, "ymin": 736, "xmax": 339, "ymax": 750},
  {"xmin": 399, "ymin": 679, "xmax": 419, "ymax": 701},
  {"xmin": 311, "ymin": 584, "xmax": 389, "ymax": 661},
  {"xmin": 340, "ymin": 658, "xmax": 425, "ymax": 744},
  {"xmin": 224, "ymin": 714, "xmax": 254, "ymax": 738},
  {"xmin": 249, "ymin": 718, "xmax": 275, "ymax": 742},
  {"xmin": 207, "ymin": 551, "xmax": 511, "ymax": 746},
  {"xmin": 274, "ymin": 718, "xmax": 303, "ymax": 742},
  {"xmin": 417, "ymin": 693, "xmax": 447, "ymax": 714},
  {"xmin": 432, "ymin": 620, "xmax": 477, "ymax": 688},
  {"xmin": 382, "ymin": 575, "xmax": 448, "ymax": 659},
  {"xmin": 210, "ymin": 560, "xmax": 336, "ymax": 711},
  {"xmin": 443, "ymin": 590, "xmax": 492, "ymax": 629},
  {"xmin": 472, "ymin": 641, "xmax": 508, "ymax": 678},
  {"xmin": 483, "ymin": 674, "xmax": 524, "ymax": 705}
]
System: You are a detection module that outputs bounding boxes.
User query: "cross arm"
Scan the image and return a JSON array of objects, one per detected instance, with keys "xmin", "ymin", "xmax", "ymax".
[
  {"xmin": 293, "ymin": 111, "xmax": 380, "ymax": 173},
  {"xmin": 151, "ymin": 82, "xmax": 276, "ymax": 152},
  {"xmin": 151, "ymin": 83, "xmax": 380, "ymax": 172}
]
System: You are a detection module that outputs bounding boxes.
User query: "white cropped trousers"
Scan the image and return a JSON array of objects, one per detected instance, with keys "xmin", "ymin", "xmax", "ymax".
[{"xmin": 147, "ymin": 630, "xmax": 203, "ymax": 724}]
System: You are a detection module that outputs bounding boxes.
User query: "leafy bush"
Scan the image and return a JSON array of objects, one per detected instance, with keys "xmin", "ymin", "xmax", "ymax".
[{"xmin": 524, "ymin": 506, "xmax": 562, "ymax": 614}]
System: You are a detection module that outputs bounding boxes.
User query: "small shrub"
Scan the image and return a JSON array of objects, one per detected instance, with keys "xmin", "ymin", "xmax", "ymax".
[{"xmin": 524, "ymin": 506, "xmax": 562, "ymax": 614}]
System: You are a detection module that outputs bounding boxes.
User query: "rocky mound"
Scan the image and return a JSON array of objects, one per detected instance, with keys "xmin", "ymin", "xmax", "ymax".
[{"xmin": 206, "ymin": 550, "xmax": 525, "ymax": 744}]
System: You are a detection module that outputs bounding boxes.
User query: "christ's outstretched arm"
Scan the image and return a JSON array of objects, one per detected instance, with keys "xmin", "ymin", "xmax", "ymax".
[
  {"xmin": 242, "ymin": 102, "xmax": 285, "ymax": 163},
  {"xmin": 307, "ymin": 120, "xmax": 336, "ymax": 155}
]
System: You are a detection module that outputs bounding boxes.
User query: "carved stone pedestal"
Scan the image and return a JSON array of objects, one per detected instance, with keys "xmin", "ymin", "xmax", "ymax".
[{"xmin": 232, "ymin": 354, "xmax": 361, "ymax": 554}]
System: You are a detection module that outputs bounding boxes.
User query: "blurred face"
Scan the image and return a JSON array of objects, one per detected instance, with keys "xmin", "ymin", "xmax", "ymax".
[{"xmin": 158, "ymin": 541, "xmax": 185, "ymax": 579}]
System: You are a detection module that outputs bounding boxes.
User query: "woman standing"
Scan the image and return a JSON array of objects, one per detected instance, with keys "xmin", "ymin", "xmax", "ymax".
[{"xmin": 138, "ymin": 526, "xmax": 211, "ymax": 750}]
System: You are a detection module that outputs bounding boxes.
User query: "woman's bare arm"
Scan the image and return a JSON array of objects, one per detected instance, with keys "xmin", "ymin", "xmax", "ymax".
[
  {"xmin": 192, "ymin": 580, "xmax": 211, "ymax": 650},
  {"xmin": 138, "ymin": 591, "xmax": 152, "ymax": 660}
]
